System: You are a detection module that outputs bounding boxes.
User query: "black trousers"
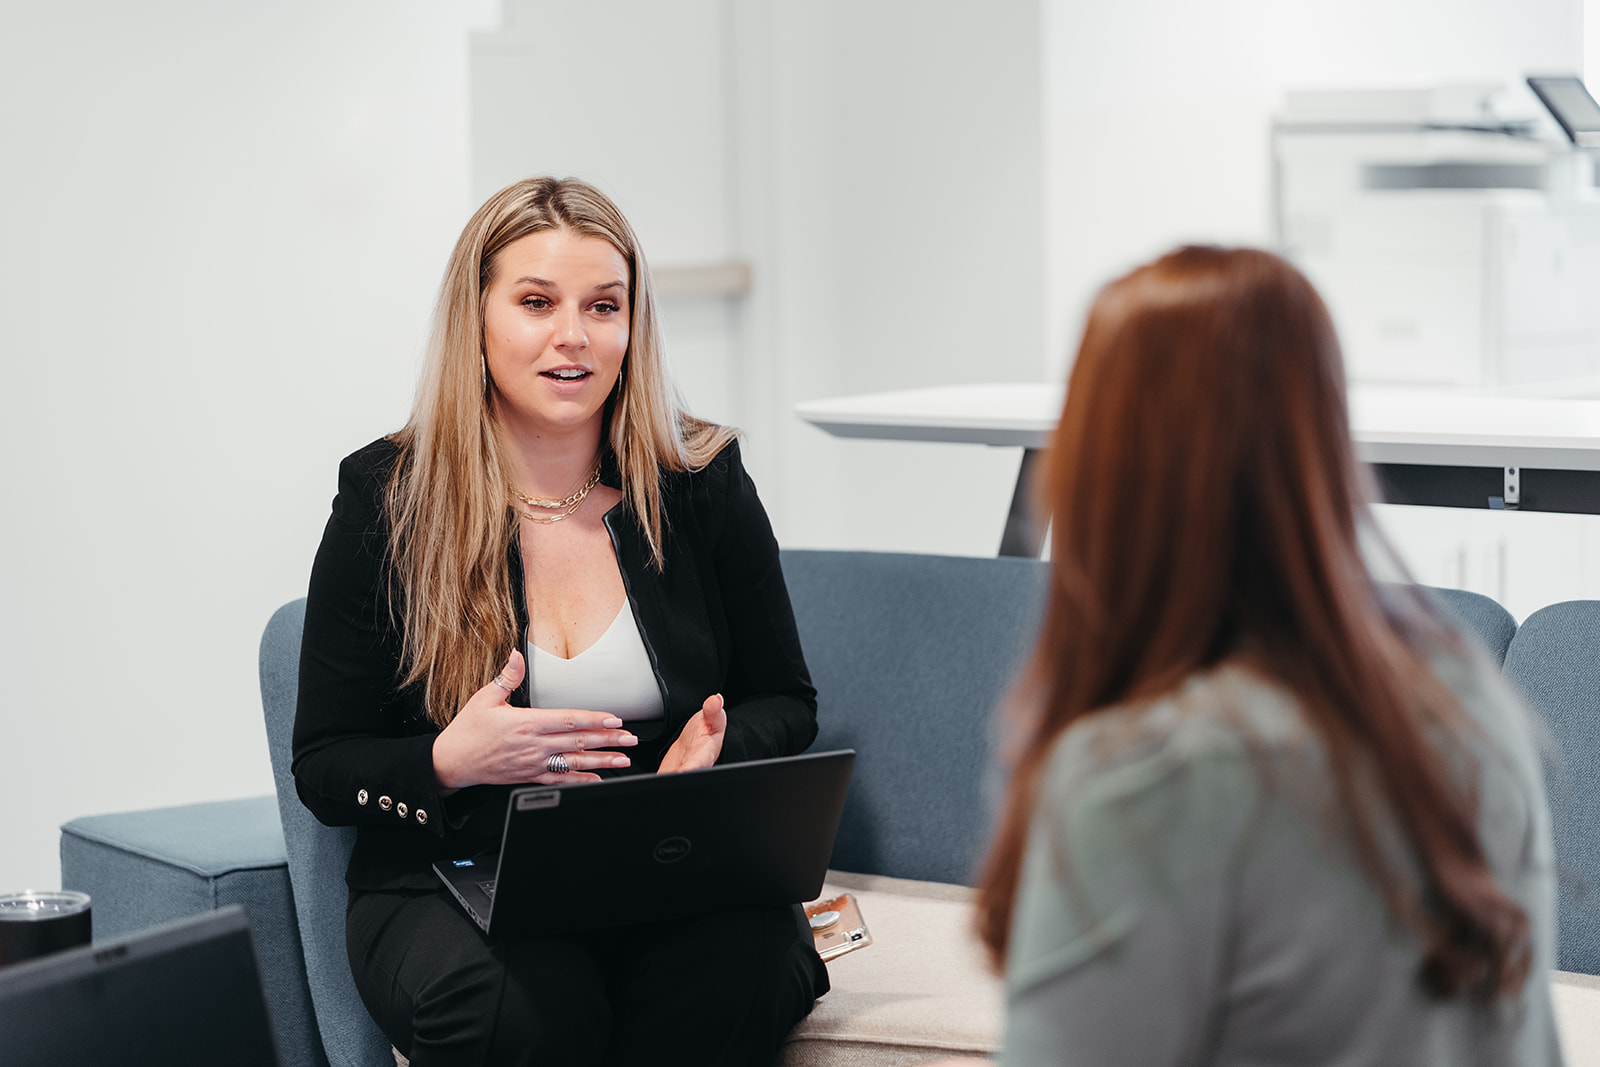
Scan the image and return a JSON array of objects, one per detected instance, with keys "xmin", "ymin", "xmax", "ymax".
[{"xmin": 347, "ymin": 888, "xmax": 829, "ymax": 1067}]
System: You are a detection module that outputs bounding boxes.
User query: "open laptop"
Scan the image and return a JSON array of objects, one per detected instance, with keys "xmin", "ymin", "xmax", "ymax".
[
  {"xmin": 434, "ymin": 748, "xmax": 855, "ymax": 937},
  {"xmin": 0, "ymin": 905, "xmax": 281, "ymax": 1067}
]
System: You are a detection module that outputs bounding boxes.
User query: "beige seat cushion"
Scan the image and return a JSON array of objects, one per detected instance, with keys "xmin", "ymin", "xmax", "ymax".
[
  {"xmin": 1555, "ymin": 970, "xmax": 1600, "ymax": 1067},
  {"xmin": 781, "ymin": 875, "xmax": 1600, "ymax": 1067},
  {"xmin": 782, "ymin": 872, "xmax": 1002, "ymax": 1067},
  {"xmin": 389, "ymin": 870, "xmax": 993, "ymax": 1067},
  {"xmin": 398, "ymin": 879, "xmax": 1599, "ymax": 1067}
]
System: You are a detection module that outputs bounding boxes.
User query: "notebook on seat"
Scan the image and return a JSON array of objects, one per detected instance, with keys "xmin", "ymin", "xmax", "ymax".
[{"xmin": 434, "ymin": 748, "xmax": 855, "ymax": 937}]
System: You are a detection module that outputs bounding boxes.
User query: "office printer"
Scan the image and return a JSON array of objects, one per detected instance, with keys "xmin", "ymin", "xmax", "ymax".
[{"xmin": 1274, "ymin": 83, "xmax": 1600, "ymax": 392}]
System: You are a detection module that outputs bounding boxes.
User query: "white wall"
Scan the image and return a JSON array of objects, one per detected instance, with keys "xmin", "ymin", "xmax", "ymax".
[
  {"xmin": 1589, "ymin": 0, "xmax": 1600, "ymax": 84},
  {"xmin": 470, "ymin": 0, "xmax": 744, "ymax": 427},
  {"xmin": 1042, "ymin": 0, "xmax": 1582, "ymax": 369},
  {"xmin": 0, "ymin": 0, "xmax": 491, "ymax": 893},
  {"xmin": 743, "ymin": 0, "xmax": 1045, "ymax": 556}
]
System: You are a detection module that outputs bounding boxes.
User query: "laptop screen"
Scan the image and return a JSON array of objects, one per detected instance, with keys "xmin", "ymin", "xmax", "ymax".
[{"xmin": 0, "ymin": 905, "xmax": 282, "ymax": 1066}]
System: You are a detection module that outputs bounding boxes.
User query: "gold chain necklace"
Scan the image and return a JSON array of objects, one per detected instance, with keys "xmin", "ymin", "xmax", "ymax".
[{"xmin": 513, "ymin": 459, "xmax": 603, "ymax": 525}]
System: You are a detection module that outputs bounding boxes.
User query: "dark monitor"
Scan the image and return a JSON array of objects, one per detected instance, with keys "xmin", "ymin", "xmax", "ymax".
[
  {"xmin": 0, "ymin": 905, "xmax": 282, "ymax": 1067},
  {"xmin": 1527, "ymin": 75, "xmax": 1600, "ymax": 146}
]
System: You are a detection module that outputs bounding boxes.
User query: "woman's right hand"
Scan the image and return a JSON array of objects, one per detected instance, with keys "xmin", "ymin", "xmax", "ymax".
[{"xmin": 431, "ymin": 650, "xmax": 638, "ymax": 792}]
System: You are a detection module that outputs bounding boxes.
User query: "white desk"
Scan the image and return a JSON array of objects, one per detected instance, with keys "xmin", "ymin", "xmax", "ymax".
[{"xmin": 796, "ymin": 383, "xmax": 1600, "ymax": 555}]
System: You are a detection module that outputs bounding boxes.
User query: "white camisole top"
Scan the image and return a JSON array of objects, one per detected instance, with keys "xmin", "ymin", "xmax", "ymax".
[{"xmin": 525, "ymin": 602, "xmax": 664, "ymax": 721}]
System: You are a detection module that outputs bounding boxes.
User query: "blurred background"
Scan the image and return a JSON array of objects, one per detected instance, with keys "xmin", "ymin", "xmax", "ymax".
[{"xmin": 0, "ymin": 0, "xmax": 1592, "ymax": 892}]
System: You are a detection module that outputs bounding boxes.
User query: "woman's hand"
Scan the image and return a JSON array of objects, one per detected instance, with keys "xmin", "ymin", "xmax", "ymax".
[
  {"xmin": 431, "ymin": 650, "xmax": 638, "ymax": 792},
  {"xmin": 658, "ymin": 693, "xmax": 725, "ymax": 773}
]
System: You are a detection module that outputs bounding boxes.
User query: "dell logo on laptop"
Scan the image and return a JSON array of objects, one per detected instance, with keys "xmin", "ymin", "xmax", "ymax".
[{"xmin": 653, "ymin": 836, "xmax": 692, "ymax": 863}]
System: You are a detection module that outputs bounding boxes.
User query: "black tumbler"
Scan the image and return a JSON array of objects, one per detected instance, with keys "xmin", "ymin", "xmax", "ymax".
[{"xmin": 0, "ymin": 891, "xmax": 93, "ymax": 968}]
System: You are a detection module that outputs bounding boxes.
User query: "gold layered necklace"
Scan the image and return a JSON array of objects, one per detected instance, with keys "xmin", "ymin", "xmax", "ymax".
[{"xmin": 513, "ymin": 458, "xmax": 603, "ymax": 525}]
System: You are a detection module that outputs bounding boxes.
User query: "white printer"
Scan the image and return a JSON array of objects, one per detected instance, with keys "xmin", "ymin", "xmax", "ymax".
[{"xmin": 1275, "ymin": 82, "xmax": 1600, "ymax": 391}]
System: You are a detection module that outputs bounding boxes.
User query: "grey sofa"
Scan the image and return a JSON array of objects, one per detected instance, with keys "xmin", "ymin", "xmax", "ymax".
[{"xmin": 58, "ymin": 551, "xmax": 1600, "ymax": 1065}]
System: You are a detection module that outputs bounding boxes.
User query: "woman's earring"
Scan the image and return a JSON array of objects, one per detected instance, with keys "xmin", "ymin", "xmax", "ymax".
[{"xmin": 481, "ymin": 354, "xmax": 489, "ymax": 392}]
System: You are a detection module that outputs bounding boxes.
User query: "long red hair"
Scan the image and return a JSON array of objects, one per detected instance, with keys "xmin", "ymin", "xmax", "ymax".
[{"xmin": 974, "ymin": 246, "xmax": 1529, "ymax": 999}]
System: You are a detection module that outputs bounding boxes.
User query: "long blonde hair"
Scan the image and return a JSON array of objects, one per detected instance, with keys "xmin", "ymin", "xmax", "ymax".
[{"xmin": 386, "ymin": 177, "xmax": 736, "ymax": 726}]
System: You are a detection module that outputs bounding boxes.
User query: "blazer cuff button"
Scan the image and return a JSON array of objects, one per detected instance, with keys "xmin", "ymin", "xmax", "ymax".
[
  {"xmin": 396, "ymin": 802, "xmax": 409, "ymax": 819},
  {"xmin": 357, "ymin": 789, "xmax": 369, "ymax": 806},
  {"xmin": 379, "ymin": 795, "xmax": 393, "ymax": 811},
  {"xmin": 415, "ymin": 809, "xmax": 428, "ymax": 826}
]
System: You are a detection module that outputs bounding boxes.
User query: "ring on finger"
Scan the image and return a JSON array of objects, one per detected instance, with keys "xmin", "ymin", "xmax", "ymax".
[
  {"xmin": 546, "ymin": 753, "xmax": 570, "ymax": 775},
  {"xmin": 491, "ymin": 673, "xmax": 514, "ymax": 692}
]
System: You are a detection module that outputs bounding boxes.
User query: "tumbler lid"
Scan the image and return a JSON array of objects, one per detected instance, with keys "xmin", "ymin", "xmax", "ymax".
[{"xmin": 0, "ymin": 891, "xmax": 91, "ymax": 921}]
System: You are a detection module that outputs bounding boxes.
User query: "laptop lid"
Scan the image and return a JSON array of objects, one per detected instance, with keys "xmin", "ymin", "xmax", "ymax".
[
  {"xmin": 438, "ymin": 749, "xmax": 855, "ymax": 937},
  {"xmin": 0, "ymin": 905, "xmax": 282, "ymax": 1067}
]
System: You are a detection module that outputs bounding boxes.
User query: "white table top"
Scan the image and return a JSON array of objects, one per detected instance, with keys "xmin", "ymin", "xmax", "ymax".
[{"xmin": 795, "ymin": 383, "xmax": 1600, "ymax": 471}]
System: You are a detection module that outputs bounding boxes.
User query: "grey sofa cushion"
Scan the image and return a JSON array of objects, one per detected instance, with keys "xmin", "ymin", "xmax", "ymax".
[
  {"xmin": 1426, "ymin": 584, "xmax": 1518, "ymax": 667},
  {"xmin": 261, "ymin": 598, "xmax": 392, "ymax": 1067},
  {"xmin": 1504, "ymin": 600, "xmax": 1600, "ymax": 976},
  {"xmin": 781, "ymin": 549, "xmax": 1048, "ymax": 886}
]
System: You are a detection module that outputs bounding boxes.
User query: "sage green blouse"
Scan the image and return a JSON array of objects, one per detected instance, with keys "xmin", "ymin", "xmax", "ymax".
[{"xmin": 1003, "ymin": 657, "xmax": 1562, "ymax": 1066}]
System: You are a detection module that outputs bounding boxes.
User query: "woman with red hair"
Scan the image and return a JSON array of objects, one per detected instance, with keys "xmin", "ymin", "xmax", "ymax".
[{"xmin": 969, "ymin": 247, "xmax": 1559, "ymax": 1064}]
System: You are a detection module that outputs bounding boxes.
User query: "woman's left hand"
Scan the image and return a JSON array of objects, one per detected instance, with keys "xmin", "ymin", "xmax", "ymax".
[{"xmin": 659, "ymin": 693, "xmax": 725, "ymax": 773}]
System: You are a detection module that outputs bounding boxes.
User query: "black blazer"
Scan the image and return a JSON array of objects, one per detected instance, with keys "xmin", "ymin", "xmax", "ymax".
[{"xmin": 291, "ymin": 437, "xmax": 819, "ymax": 892}]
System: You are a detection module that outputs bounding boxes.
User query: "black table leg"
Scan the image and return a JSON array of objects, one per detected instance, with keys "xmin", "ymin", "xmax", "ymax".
[{"xmin": 999, "ymin": 449, "xmax": 1046, "ymax": 557}]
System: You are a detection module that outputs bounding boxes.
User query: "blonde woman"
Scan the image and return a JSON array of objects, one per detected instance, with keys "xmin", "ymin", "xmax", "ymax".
[{"xmin": 292, "ymin": 178, "xmax": 827, "ymax": 1066}]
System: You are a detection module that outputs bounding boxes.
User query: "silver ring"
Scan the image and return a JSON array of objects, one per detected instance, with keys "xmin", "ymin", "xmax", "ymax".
[
  {"xmin": 491, "ymin": 673, "xmax": 514, "ymax": 692},
  {"xmin": 546, "ymin": 753, "xmax": 569, "ymax": 775}
]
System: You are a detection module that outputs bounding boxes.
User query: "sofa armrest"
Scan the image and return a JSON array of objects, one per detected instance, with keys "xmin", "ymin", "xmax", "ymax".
[{"xmin": 60, "ymin": 795, "xmax": 328, "ymax": 1067}]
